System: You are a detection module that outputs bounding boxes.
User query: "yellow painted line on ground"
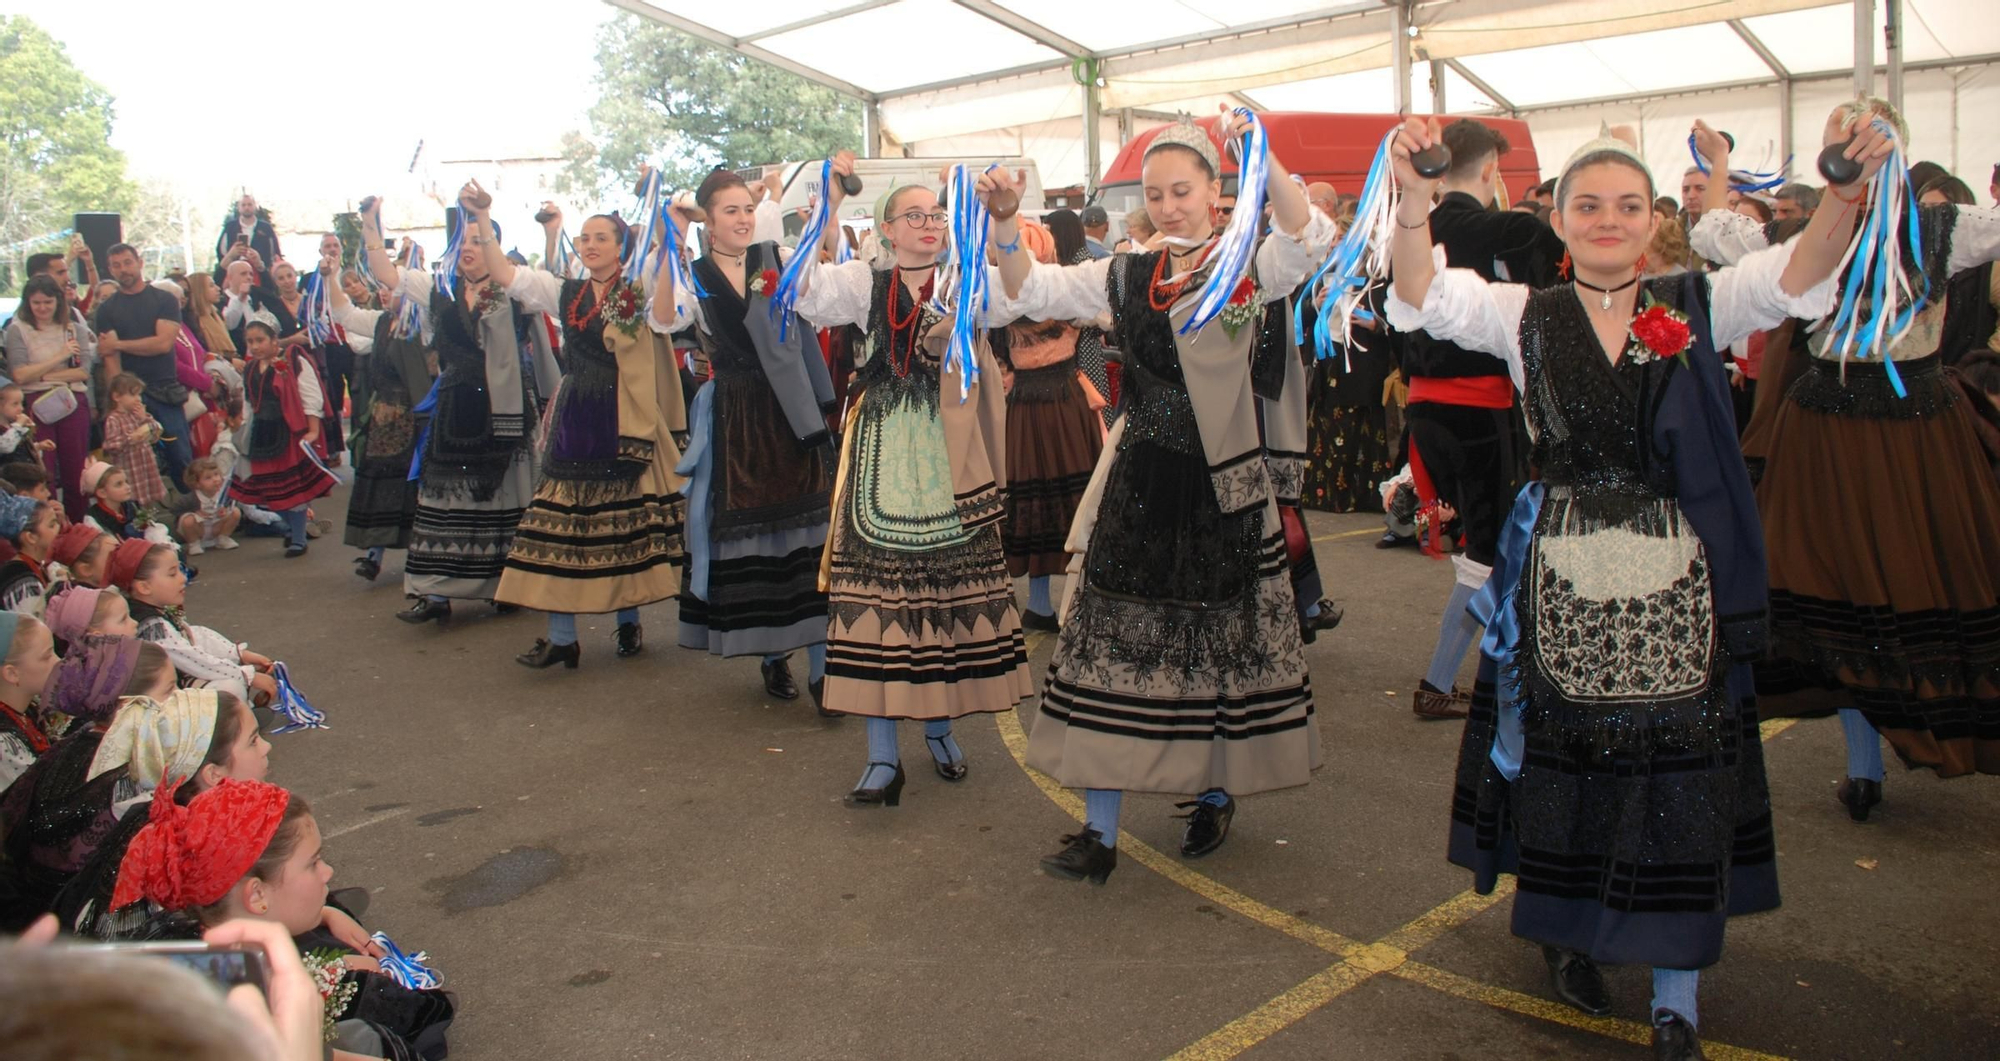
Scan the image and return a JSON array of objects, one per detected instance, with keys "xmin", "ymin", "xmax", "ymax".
[
  {"xmin": 1164, "ymin": 959, "xmax": 1379, "ymax": 1061},
  {"xmin": 1759, "ymin": 717, "xmax": 1800, "ymax": 740},
  {"xmin": 1308, "ymin": 527, "xmax": 1382, "ymax": 543}
]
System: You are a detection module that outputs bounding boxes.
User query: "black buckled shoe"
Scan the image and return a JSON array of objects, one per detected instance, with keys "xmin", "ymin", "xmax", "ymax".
[
  {"xmin": 844, "ymin": 761, "xmax": 905, "ymax": 807},
  {"xmin": 1542, "ymin": 946, "xmax": 1612, "ymax": 1017},
  {"xmin": 397, "ymin": 598, "xmax": 452, "ymax": 625},
  {"xmin": 1175, "ymin": 796, "xmax": 1236, "ymax": 859},
  {"xmin": 762, "ymin": 655, "xmax": 799, "ymax": 700},
  {"xmin": 1020, "ymin": 609, "xmax": 1059, "ymax": 632},
  {"xmin": 615, "ymin": 622, "xmax": 643, "ymax": 658},
  {"xmin": 1836, "ymin": 777, "xmax": 1882, "ymax": 823},
  {"xmin": 1652, "ymin": 1010, "xmax": 1706, "ymax": 1061},
  {"xmin": 354, "ymin": 554, "xmax": 381, "ymax": 581},
  {"xmin": 516, "ymin": 639, "xmax": 580, "ymax": 670},
  {"xmin": 1040, "ymin": 828, "xmax": 1117, "ymax": 885},
  {"xmin": 1300, "ymin": 599, "xmax": 1344, "ymax": 644},
  {"xmin": 925, "ymin": 733, "xmax": 968, "ymax": 782}
]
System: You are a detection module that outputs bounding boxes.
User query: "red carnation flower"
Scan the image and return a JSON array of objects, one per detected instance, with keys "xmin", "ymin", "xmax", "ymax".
[
  {"xmin": 760, "ymin": 269, "xmax": 780, "ymax": 293},
  {"xmin": 1629, "ymin": 306, "xmax": 1692, "ymax": 358},
  {"xmin": 1228, "ymin": 277, "xmax": 1255, "ymax": 307}
]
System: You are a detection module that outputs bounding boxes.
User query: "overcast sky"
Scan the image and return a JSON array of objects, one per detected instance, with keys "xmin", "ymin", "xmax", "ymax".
[{"xmin": 7, "ymin": 0, "xmax": 612, "ymax": 204}]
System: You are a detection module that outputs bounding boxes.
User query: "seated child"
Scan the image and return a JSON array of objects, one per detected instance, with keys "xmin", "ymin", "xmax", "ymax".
[
  {"xmin": 44, "ymin": 584, "xmax": 140, "ymax": 652},
  {"xmin": 109, "ymin": 540, "xmax": 274, "ymax": 705},
  {"xmin": 0, "ymin": 461, "xmax": 52, "ymax": 502},
  {"xmin": 81, "ymin": 461, "xmax": 163, "ymax": 544},
  {"xmin": 235, "ymin": 321, "xmax": 337, "ymax": 558},
  {"xmin": 46, "ymin": 525, "xmax": 117, "ymax": 593},
  {"xmin": 0, "ymin": 383, "xmax": 55, "ymax": 474},
  {"xmin": 100, "ymin": 373, "xmax": 167, "ymax": 509},
  {"xmin": 0, "ymin": 612, "xmax": 60, "ymax": 789},
  {"xmin": 111, "ymin": 779, "xmax": 456, "ymax": 1057},
  {"xmin": 0, "ymin": 494, "xmax": 62, "ymax": 616},
  {"xmin": 169, "ymin": 457, "xmax": 242, "ymax": 556}
]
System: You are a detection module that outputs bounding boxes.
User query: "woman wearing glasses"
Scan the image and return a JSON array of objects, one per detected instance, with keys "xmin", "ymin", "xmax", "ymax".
[
  {"xmin": 768, "ymin": 156, "xmax": 1031, "ymax": 807},
  {"xmin": 982, "ymin": 113, "xmax": 1335, "ymax": 883}
]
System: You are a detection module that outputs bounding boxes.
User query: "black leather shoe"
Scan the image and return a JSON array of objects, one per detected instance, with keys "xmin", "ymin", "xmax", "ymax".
[
  {"xmin": 354, "ymin": 554, "xmax": 381, "ymax": 581},
  {"xmin": 1040, "ymin": 828, "xmax": 1117, "ymax": 885},
  {"xmin": 1376, "ymin": 531, "xmax": 1414, "ymax": 549},
  {"xmin": 492, "ymin": 601, "xmax": 520, "ymax": 616},
  {"xmin": 397, "ymin": 598, "xmax": 452, "ymax": 625},
  {"xmin": 1300, "ymin": 599, "xmax": 1344, "ymax": 643},
  {"xmin": 1021, "ymin": 608, "xmax": 1059, "ymax": 632},
  {"xmin": 516, "ymin": 639, "xmax": 580, "ymax": 670},
  {"xmin": 809, "ymin": 677, "xmax": 839, "ymax": 719},
  {"xmin": 615, "ymin": 622, "xmax": 643, "ymax": 658},
  {"xmin": 762, "ymin": 655, "xmax": 799, "ymax": 700},
  {"xmin": 1837, "ymin": 777, "xmax": 1883, "ymax": 823},
  {"xmin": 1542, "ymin": 946, "xmax": 1612, "ymax": 1017},
  {"xmin": 925, "ymin": 733, "xmax": 969, "ymax": 782},
  {"xmin": 284, "ymin": 543, "xmax": 307, "ymax": 559},
  {"xmin": 1652, "ymin": 1010, "xmax": 1706, "ymax": 1061},
  {"xmin": 1175, "ymin": 796, "xmax": 1235, "ymax": 859},
  {"xmin": 844, "ymin": 761, "xmax": 905, "ymax": 807}
]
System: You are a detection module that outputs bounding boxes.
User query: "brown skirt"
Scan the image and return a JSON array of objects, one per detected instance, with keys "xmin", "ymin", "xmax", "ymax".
[
  {"xmin": 1757, "ymin": 356, "xmax": 2000, "ymax": 776},
  {"xmin": 1002, "ymin": 365, "xmax": 1103, "ymax": 578}
]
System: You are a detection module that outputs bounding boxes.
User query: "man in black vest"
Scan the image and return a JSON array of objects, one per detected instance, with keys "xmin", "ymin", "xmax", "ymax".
[{"xmin": 1401, "ymin": 118, "xmax": 1563, "ymax": 720}]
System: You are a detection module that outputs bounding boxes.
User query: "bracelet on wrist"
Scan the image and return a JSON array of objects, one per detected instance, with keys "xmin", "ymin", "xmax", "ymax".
[
  {"xmin": 995, "ymin": 234, "xmax": 1022, "ymax": 255},
  {"xmin": 1396, "ymin": 214, "xmax": 1430, "ymax": 230}
]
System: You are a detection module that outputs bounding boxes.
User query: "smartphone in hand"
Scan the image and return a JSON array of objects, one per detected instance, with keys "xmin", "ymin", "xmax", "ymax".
[{"xmin": 72, "ymin": 941, "xmax": 271, "ymax": 995}]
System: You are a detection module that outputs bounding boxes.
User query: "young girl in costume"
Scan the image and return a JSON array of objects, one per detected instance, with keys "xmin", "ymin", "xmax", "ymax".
[
  {"xmin": 110, "ymin": 541, "xmax": 276, "ymax": 705},
  {"xmin": 43, "ymin": 584, "xmax": 141, "ymax": 649},
  {"xmin": 0, "ymin": 612, "xmax": 58, "ymax": 788},
  {"xmin": 234, "ymin": 321, "xmax": 337, "ymax": 558},
  {"xmin": 81, "ymin": 461, "xmax": 173, "ymax": 548},
  {"xmin": 0, "ymin": 495, "xmax": 62, "ymax": 615},
  {"xmin": 1385, "ymin": 109, "xmax": 1891, "ymax": 1058},
  {"xmin": 988, "ymin": 112, "xmax": 1335, "ymax": 881},
  {"xmin": 46, "ymin": 524, "xmax": 116, "ymax": 595}
]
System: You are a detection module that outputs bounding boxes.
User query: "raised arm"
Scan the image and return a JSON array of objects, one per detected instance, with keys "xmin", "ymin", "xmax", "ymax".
[
  {"xmin": 1691, "ymin": 120, "xmax": 1733, "ymax": 220},
  {"xmin": 324, "ymin": 268, "xmax": 383, "ymax": 354},
  {"xmin": 1389, "ymin": 116, "xmax": 1445, "ymax": 311},
  {"xmin": 1775, "ymin": 104, "xmax": 1894, "ymax": 297},
  {"xmin": 358, "ymin": 196, "xmax": 399, "ymax": 289},
  {"xmin": 458, "ymin": 180, "xmax": 516, "ymax": 290},
  {"xmin": 540, "ymin": 202, "xmax": 561, "ymax": 271}
]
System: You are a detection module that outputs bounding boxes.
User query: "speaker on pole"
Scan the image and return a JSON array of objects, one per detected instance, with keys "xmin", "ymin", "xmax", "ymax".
[{"xmin": 72, "ymin": 212, "xmax": 122, "ymax": 276}]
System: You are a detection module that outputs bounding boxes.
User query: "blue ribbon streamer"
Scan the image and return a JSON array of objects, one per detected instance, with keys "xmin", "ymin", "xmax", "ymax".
[
  {"xmin": 1180, "ymin": 109, "xmax": 1269, "ymax": 336},
  {"xmin": 654, "ymin": 192, "xmax": 707, "ymax": 301},
  {"xmin": 1821, "ymin": 120, "xmax": 1923, "ymax": 398},
  {"xmin": 933, "ymin": 165, "xmax": 991, "ymax": 403},
  {"xmin": 1687, "ymin": 134, "xmax": 1792, "ymax": 193},
  {"xmin": 435, "ymin": 215, "xmax": 467, "ymax": 298},
  {"xmin": 368, "ymin": 932, "xmax": 442, "ymax": 990},
  {"xmin": 406, "ymin": 377, "xmax": 440, "ymax": 481},
  {"xmin": 1297, "ymin": 127, "xmax": 1397, "ymax": 364},
  {"xmin": 770, "ymin": 159, "xmax": 835, "ymax": 341},
  {"xmin": 553, "ymin": 230, "xmax": 582, "ymax": 280},
  {"xmin": 624, "ymin": 169, "xmax": 664, "ymax": 287},
  {"xmin": 392, "ymin": 244, "xmax": 427, "ymax": 340},
  {"xmin": 296, "ymin": 273, "xmax": 333, "ymax": 345},
  {"xmin": 267, "ymin": 661, "xmax": 326, "ymax": 734},
  {"xmin": 1469, "ymin": 481, "xmax": 1544, "ymax": 780}
]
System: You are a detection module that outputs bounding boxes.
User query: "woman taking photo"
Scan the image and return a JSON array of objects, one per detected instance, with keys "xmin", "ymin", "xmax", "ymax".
[
  {"xmin": 987, "ymin": 111, "xmax": 1335, "ymax": 883},
  {"xmin": 3, "ymin": 275, "xmax": 94, "ymax": 521},
  {"xmin": 1384, "ymin": 109, "xmax": 1891, "ymax": 1058}
]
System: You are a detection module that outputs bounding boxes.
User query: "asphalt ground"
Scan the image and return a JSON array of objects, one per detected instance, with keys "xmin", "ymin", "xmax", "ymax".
[{"xmin": 202, "ymin": 491, "xmax": 2000, "ymax": 1061}]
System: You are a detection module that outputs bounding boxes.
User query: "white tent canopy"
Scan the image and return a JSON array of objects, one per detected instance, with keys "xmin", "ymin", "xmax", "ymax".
[{"xmin": 611, "ymin": 0, "xmax": 2000, "ymax": 189}]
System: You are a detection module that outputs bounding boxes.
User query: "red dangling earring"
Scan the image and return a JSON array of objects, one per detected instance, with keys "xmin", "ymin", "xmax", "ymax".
[
  {"xmin": 1558, "ymin": 250, "xmax": 1572, "ymax": 279},
  {"xmin": 1634, "ymin": 252, "xmax": 1649, "ymax": 278}
]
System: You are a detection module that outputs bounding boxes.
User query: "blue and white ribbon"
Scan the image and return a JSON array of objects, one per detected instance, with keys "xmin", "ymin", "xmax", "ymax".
[
  {"xmin": 296, "ymin": 272, "xmax": 334, "ymax": 345},
  {"xmin": 406, "ymin": 378, "xmax": 439, "ymax": 481},
  {"xmin": 391, "ymin": 243, "xmax": 427, "ymax": 341},
  {"xmin": 1298, "ymin": 127, "xmax": 1398, "ymax": 366},
  {"xmin": 654, "ymin": 191, "xmax": 707, "ymax": 301},
  {"xmin": 552, "ymin": 229, "xmax": 583, "ymax": 280},
  {"xmin": 624, "ymin": 168, "xmax": 665, "ymax": 286},
  {"xmin": 435, "ymin": 213, "xmax": 469, "ymax": 297},
  {"xmin": 368, "ymin": 933, "xmax": 442, "ymax": 990},
  {"xmin": 770, "ymin": 159, "xmax": 836, "ymax": 341},
  {"xmin": 930, "ymin": 164, "xmax": 991, "ymax": 403},
  {"xmin": 836, "ymin": 225, "xmax": 854, "ymax": 264},
  {"xmin": 1179, "ymin": 108, "xmax": 1269, "ymax": 336},
  {"xmin": 266, "ymin": 661, "xmax": 327, "ymax": 734},
  {"xmin": 1688, "ymin": 134, "xmax": 1791, "ymax": 194},
  {"xmin": 1817, "ymin": 119, "xmax": 1924, "ymax": 398}
]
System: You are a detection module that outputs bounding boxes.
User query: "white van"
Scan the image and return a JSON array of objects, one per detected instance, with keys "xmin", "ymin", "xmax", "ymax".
[{"xmin": 765, "ymin": 157, "xmax": 1045, "ymax": 242}]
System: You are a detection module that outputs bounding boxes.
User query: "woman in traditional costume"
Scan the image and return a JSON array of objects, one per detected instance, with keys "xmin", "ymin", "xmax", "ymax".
[
  {"xmin": 332, "ymin": 276, "xmax": 436, "ymax": 583},
  {"xmin": 769, "ymin": 160, "xmax": 1031, "ymax": 802},
  {"xmin": 1686, "ymin": 109, "xmax": 2000, "ymax": 816},
  {"xmin": 456, "ymin": 186, "xmax": 687, "ymax": 669},
  {"xmin": 358, "ymin": 199, "xmax": 561, "ymax": 626},
  {"xmin": 669, "ymin": 168, "xmax": 837, "ymax": 708},
  {"xmin": 987, "ymin": 113, "xmax": 1334, "ymax": 883},
  {"xmin": 1386, "ymin": 110, "xmax": 1892, "ymax": 1058},
  {"xmin": 996, "ymin": 209, "xmax": 1106, "ymax": 629}
]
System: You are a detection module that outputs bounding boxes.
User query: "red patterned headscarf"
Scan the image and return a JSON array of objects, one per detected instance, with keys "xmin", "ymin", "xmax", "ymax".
[
  {"xmin": 49, "ymin": 523, "xmax": 103, "ymax": 568},
  {"xmin": 107, "ymin": 539, "xmax": 157, "ymax": 592},
  {"xmin": 112, "ymin": 778, "xmax": 292, "ymax": 912}
]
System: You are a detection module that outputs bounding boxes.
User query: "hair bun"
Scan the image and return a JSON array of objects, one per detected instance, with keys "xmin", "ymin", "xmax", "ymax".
[{"xmin": 696, "ymin": 168, "xmax": 749, "ymax": 211}]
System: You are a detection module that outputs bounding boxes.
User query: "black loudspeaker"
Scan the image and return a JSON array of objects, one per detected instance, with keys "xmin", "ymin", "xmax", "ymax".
[{"xmin": 72, "ymin": 212, "xmax": 121, "ymax": 276}]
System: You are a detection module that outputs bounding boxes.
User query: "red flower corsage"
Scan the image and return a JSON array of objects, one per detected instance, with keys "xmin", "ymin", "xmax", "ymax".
[
  {"xmin": 1219, "ymin": 275, "xmax": 1261, "ymax": 339},
  {"xmin": 1228, "ymin": 277, "xmax": 1255, "ymax": 306},
  {"xmin": 599, "ymin": 281, "xmax": 649, "ymax": 337},
  {"xmin": 750, "ymin": 268, "xmax": 780, "ymax": 297},
  {"xmin": 1626, "ymin": 293, "xmax": 1694, "ymax": 367}
]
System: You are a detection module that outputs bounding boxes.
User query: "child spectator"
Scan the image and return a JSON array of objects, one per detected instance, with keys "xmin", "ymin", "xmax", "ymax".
[
  {"xmin": 235, "ymin": 322, "xmax": 336, "ymax": 558},
  {"xmin": 0, "ymin": 461, "xmax": 52, "ymax": 502},
  {"xmin": 110, "ymin": 541, "xmax": 273, "ymax": 705},
  {"xmin": 0, "ymin": 494, "xmax": 62, "ymax": 615},
  {"xmin": 44, "ymin": 585, "xmax": 141, "ymax": 652},
  {"xmin": 101, "ymin": 373, "xmax": 167, "ymax": 509},
  {"xmin": 0, "ymin": 612, "xmax": 59, "ymax": 788},
  {"xmin": 170, "ymin": 457, "xmax": 241, "ymax": 556},
  {"xmin": 0, "ymin": 383, "xmax": 55, "ymax": 475},
  {"xmin": 46, "ymin": 525, "xmax": 115, "ymax": 592},
  {"xmin": 82, "ymin": 461, "xmax": 171, "ymax": 547}
]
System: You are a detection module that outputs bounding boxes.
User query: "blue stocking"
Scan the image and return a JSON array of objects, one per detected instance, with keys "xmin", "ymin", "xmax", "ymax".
[
  {"xmin": 857, "ymin": 717, "xmax": 899, "ymax": 789},
  {"xmin": 1027, "ymin": 575, "xmax": 1053, "ymax": 615},
  {"xmin": 923, "ymin": 718, "xmax": 963, "ymax": 767},
  {"xmin": 366, "ymin": 546, "xmax": 385, "ymax": 564},
  {"xmin": 1197, "ymin": 788, "xmax": 1230, "ymax": 807},
  {"xmin": 1424, "ymin": 582, "xmax": 1480, "ymax": 691},
  {"xmin": 1839, "ymin": 708, "xmax": 1885, "ymax": 782},
  {"xmin": 807, "ymin": 642, "xmax": 827, "ymax": 683},
  {"xmin": 1651, "ymin": 967, "xmax": 1699, "ymax": 1027},
  {"xmin": 1083, "ymin": 789, "xmax": 1123, "ymax": 848},
  {"xmin": 546, "ymin": 612, "xmax": 579, "ymax": 647}
]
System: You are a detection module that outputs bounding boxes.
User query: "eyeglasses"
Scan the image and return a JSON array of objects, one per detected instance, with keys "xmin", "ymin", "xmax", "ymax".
[
  {"xmin": 1217, "ymin": 206, "xmax": 1236, "ymax": 217},
  {"xmin": 893, "ymin": 210, "xmax": 951, "ymax": 228}
]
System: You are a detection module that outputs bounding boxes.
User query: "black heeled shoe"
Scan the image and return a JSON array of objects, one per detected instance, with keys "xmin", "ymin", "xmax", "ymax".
[
  {"xmin": 1040, "ymin": 828, "xmax": 1117, "ymax": 885},
  {"xmin": 1175, "ymin": 796, "xmax": 1235, "ymax": 859},
  {"xmin": 809, "ymin": 677, "xmax": 839, "ymax": 719},
  {"xmin": 1020, "ymin": 609, "xmax": 1059, "ymax": 632},
  {"xmin": 491, "ymin": 600, "xmax": 520, "ymax": 616},
  {"xmin": 1837, "ymin": 777, "xmax": 1883, "ymax": 823},
  {"xmin": 615, "ymin": 622, "xmax": 643, "ymax": 658},
  {"xmin": 1299, "ymin": 598, "xmax": 1344, "ymax": 644},
  {"xmin": 1652, "ymin": 1010, "xmax": 1706, "ymax": 1061},
  {"xmin": 397, "ymin": 598, "xmax": 452, "ymax": 625},
  {"xmin": 516, "ymin": 639, "xmax": 580, "ymax": 670},
  {"xmin": 762, "ymin": 655, "xmax": 800, "ymax": 700},
  {"xmin": 844, "ymin": 761, "xmax": 905, "ymax": 807},
  {"xmin": 354, "ymin": 554, "xmax": 381, "ymax": 581},
  {"xmin": 924, "ymin": 733, "xmax": 969, "ymax": 782},
  {"xmin": 1542, "ymin": 945, "xmax": 1612, "ymax": 1017}
]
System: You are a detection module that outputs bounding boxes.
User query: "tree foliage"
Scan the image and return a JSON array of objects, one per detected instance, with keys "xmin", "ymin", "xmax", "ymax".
[
  {"xmin": 558, "ymin": 12, "xmax": 862, "ymax": 201},
  {"xmin": 0, "ymin": 16, "xmax": 134, "ymax": 284}
]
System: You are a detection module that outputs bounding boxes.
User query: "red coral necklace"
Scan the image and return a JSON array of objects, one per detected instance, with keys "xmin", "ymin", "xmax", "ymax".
[
  {"xmin": 886, "ymin": 275, "xmax": 931, "ymax": 378},
  {"xmin": 1149, "ymin": 243, "xmax": 1214, "ymax": 311},
  {"xmin": 566, "ymin": 276, "xmax": 615, "ymax": 331}
]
